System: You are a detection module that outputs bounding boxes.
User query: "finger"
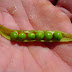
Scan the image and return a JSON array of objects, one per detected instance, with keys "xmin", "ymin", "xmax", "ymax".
[
  {"xmin": 56, "ymin": 7, "xmax": 72, "ymax": 19},
  {"xmin": 57, "ymin": 0, "xmax": 72, "ymax": 13},
  {"xmin": 56, "ymin": 0, "xmax": 72, "ymax": 20}
]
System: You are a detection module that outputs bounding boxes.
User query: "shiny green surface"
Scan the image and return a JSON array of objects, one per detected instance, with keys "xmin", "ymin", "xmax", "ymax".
[
  {"xmin": 19, "ymin": 33, "xmax": 26, "ymax": 40},
  {"xmin": 45, "ymin": 31, "xmax": 53, "ymax": 40},
  {"xmin": 53, "ymin": 31, "xmax": 62, "ymax": 40},
  {"xmin": 27, "ymin": 33, "xmax": 35, "ymax": 40},
  {"xmin": 36, "ymin": 31, "xmax": 44, "ymax": 40},
  {"xmin": 10, "ymin": 32, "xmax": 18, "ymax": 39},
  {"xmin": 0, "ymin": 25, "xmax": 72, "ymax": 42}
]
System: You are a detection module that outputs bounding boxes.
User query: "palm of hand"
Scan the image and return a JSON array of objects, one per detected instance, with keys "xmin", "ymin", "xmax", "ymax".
[{"xmin": 0, "ymin": 0, "xmax": 72, "ymax": 72}]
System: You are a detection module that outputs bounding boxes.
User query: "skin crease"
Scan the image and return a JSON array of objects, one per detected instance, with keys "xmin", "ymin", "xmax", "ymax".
[
  {"xmin": 0, "ymin": 0, "xmax": 72, "ymax": 72},
  {"xmin": 49, "ymin": 0, "xmax": 72, "ymax": 19},
  {"xmin": 57, "ymin": 0, "xmax": 72, "ymax": 13},
  {"xmin": 56, "ymin": 0, "xmax": 72, "ymax": 19}
]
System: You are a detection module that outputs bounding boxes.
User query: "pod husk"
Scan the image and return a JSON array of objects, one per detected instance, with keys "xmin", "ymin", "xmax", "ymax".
[{"xmin": 0, "ymin": 25, "xmax": 72, "ymax": 42}]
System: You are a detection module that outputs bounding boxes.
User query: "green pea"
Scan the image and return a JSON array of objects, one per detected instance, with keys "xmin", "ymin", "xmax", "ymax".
[
  {"xmin": 36, "ymin": 31, "xmax": 44, "ymax": 40},
  {"xmin": 27, "ymin": 32, "xmax": 35, "ymax": 40},
  {"xmin": 45, "ymin": 31, "xmax": 52, "ymax": 40},
  {"xmin": 1, "ymin": 25, "xmax": 72, "ymax": 42},
  {"xmin": 10, "ymin": 32, "xmax": 18, "ymax": 39},
  {"xmin": 53, "ymin": 31, "xmax": 62, "ymax": 40},
  {"xmin": 19, "ymin": 33, "xmax": 26, "ymax": 40}
]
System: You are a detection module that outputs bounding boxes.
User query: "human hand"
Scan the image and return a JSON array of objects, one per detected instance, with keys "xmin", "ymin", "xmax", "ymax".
[{"xmin": 0, "ymin": 0, "xmax": 72, "ymax": 72}]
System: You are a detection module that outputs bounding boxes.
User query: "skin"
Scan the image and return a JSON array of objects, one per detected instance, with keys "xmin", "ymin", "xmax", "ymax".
[{"xmin": 0, "ymin": 0, "xmax": 72, "ymax": 72}]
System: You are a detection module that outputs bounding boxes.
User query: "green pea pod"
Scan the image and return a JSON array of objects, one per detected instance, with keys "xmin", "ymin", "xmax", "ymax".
[{"xmin": 0, "ymin": 25, "xmax": 72, "ymax": 42}]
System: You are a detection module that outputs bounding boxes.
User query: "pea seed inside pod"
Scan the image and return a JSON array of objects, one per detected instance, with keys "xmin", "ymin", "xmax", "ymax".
[
  {"xmin": 36, "ymin": 31, "xmax": 44, "ymax": 40},
  {"xmin": 53, "ymin": 31, "xmax": 62, "ymax": 40},
  {"xmin": 1, "ymin": 25, "xmax": 72, "ymax": 42},
  {"xmin": 10, "ymin": 32, "xmax": 18, "ymax": 39},
  {"xmin": 27, "ymin": 32, "xmax": 35, "ymax": 40},
  {"xmin": 45, "ymin": 31, "xmax": 53, "ymax": 40},
  {"xmin": 19, "ymin": 33, "xmax": 26, "ymax": 40}
]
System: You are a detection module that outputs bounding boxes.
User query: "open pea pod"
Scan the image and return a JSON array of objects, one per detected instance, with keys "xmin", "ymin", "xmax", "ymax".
[{"xmin": 0, "ymin": 25, "xmax": 72, "ymax": 42}]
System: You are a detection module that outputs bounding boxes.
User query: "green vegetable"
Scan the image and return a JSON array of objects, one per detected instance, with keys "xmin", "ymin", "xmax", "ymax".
[
  {"xmin": 10, "ymin": 32, "xmax": 18, "ymax": 39},
  {"xmin": 27, "ymin": 32, "xmax": 35, "ymax": 40},
  {"xmin": 45, "ymin": 31, "xmax": 52, "ymax": 40},
  {"xmin": 0, "ymin": 25, "xmax": 72, "ymax": 42},
  {"xmin": 19, "ymin": 33, "xmax": 26, "ymax": 40},
  {"xmin": 36, "ymin": 31, "xmax": 44, "ymax": 40},
  {"xmin": 53, "ymin": 31, "xmax": 62, "ymax": 40}
]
